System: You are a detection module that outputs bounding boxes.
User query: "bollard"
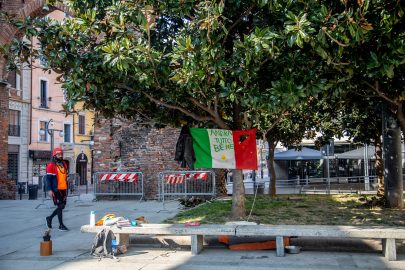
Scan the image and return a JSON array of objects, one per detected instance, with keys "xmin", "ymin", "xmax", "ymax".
[
  {"xmin": 40, "ymin": 230, "xmax": 52, "ymax": 256},
  {"xmin": 40, "ymin": 240, "xmax": 52, "ymax": 256}
]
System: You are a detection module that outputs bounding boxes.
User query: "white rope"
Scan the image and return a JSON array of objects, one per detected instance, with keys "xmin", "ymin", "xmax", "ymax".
[
  {"xmin": 246, "ymin": 180, "xmax": 259, "ymax": 222},
  {"xmin": 247, "ymin": 139, "xmax": 266, "ymax": 222}
]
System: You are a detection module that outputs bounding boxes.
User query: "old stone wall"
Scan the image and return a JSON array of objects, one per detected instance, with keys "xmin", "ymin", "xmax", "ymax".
[
  {"xmin": 0, "ymin": 0, "xmax": 46, "ymax": 199},
  {"xmin": 93, "ymin": 118, "xmax": 181, "ymax": 199},
  {"xmin": 0, "ymin": 83, "xmax": 14, "ymax": 198},
  {"xmin": 0, "ymin": 0, "xmax": 68, "ymax": 199}
]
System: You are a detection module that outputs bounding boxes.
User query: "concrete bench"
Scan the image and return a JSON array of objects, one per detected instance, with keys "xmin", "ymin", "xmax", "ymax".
[
  {"xmin": 235, "ymin": 225, "xmax": 405, "ymax": 261},
  {"xmin": 81, "ymin": 224, "xmax": 405, "ymax": 261},
  {"xmin": 81, "ymin": 224, "xmax": 237, "ymax": 255}
]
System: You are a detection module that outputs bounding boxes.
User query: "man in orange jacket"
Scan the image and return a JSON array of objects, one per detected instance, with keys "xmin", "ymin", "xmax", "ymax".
[{"xmin": 45, "ymin": 147, "xmax": 69, "ymax": 231}]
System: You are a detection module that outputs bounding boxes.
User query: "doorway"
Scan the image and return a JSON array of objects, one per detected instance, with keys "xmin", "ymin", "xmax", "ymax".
[{"xmin": 76, "ymin": 153, "xmax": 88, "ymax": 185}]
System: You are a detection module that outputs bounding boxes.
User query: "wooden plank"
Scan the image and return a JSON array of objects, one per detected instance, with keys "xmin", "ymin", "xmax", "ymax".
[
  {"xmin": 235, "ymin": 225, "xmax": 405, "ymax": 239},
  {"xmin": 191, "ymin": 235, "xmax": 204, "ymax": 255},
  {"xmin": 81, "ymin": 224, "xmax": 237, "ymax": 236},
  {"xmin": 81, "ymin": 224, "xmax": 405, "ymax": 240}
]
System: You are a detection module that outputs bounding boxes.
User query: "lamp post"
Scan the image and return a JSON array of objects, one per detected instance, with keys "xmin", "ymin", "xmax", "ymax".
[
  {"xmin": 39, "ymin": 119, "xmax": 64, "ymax": 161},
  {"xmin": 326, "ymin": 143, "xmax": 330, "ymax": 194},
  {"xmin": 364, "ymin": 144, "xmax": 370, "ymax": 191}
]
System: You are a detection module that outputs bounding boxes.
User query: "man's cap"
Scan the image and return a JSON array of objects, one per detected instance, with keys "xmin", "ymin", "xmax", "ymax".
[{"xmin": 52, "ymin": 147, "xmax": 63, "ymax": 156}]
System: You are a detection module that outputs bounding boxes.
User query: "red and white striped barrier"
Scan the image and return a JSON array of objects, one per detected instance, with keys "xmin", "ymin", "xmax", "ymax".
[
  {"xmin": 99, "ymin": 173, "xmax": 139, "ymax": 182},
  {"xmin": 159, "ymin": 171, "xmax": 215, "ymax": 202},
  {"xmin": 164, "ymin": 172, "xmax": 208, "ymax": 184},
  {"xmin": 94, "ymin": 171, "xmax": 144, "ymax": 200},
  {"xmin": 188, "ymin": 172, "xmax": 208, "ymax": 179},
  {"xmin": 164, "ymin": 175, "xmax": 185, "ymax": 184}
]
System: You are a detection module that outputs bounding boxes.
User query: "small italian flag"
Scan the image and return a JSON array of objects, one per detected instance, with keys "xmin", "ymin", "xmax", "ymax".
[{"xmin": 190, "ymin": 128, "xmax": 258, "ymax": 170}]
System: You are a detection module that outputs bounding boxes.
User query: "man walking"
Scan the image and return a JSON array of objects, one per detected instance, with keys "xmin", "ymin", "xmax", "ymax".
[{"xmin": 45, "ymin": 147, "xmax": 69, "ymax": 231}]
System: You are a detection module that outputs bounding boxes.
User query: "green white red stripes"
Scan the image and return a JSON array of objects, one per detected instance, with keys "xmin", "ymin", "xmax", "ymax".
[{"xmin": 190, "ymin": 128, "xmax": 258, "ymax": 170}]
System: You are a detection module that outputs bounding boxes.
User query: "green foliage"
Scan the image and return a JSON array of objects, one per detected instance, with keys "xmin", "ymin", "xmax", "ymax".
[
  {"xmin": 4, "ymin": 0, "xmax": 405, "ymax": 212},
  {"xmin": 4, "ymin": 0, "xmax": 337, "ymax": 130}
]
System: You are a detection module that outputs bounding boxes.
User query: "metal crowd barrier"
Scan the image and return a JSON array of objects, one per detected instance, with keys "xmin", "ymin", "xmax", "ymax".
[
  {"xmin": 93, "ymin": 172, "xmax": 144, "ymax": 201},
  {"xmin": 159, "ymin": 170, "xmax": 216, "ymax": 203},
  {"xmin": 67, "ymin": 173, "xmax": 82, "ymax": 202},
  {"xmin": 35, "ymin": 175, "xmax": 52, "ymax": 209},
  {"xmin": 227, "ymin": 175, "xmax": 387, "ymax": 195}
]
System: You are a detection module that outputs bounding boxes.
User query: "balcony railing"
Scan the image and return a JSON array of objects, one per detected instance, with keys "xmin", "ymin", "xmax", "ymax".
[
  {"xmin": 8, "ymin": 88, "xmax": 22, "ymax": 99},
  {"xmin": 8, "ymin": 125, "xmax": 20, "ymax": 137}
]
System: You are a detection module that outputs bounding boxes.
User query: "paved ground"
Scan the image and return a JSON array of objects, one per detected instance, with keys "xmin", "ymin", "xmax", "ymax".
[{"xmin": 0, "ymin": 194, "xmax": 404, "ymax": 270}]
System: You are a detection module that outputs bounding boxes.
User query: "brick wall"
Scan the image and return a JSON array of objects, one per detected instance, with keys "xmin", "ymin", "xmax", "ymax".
[
  {"xmin": 0, "ymin": 84, "xmax": 8, "ymax": 176},
  {"xmin": 93, "ymin": 118, "xmax": 227, "ymax": 199},
  {"xmin": 0, "ymin": 83, "xmax": 15, "ymax": 199},
  {"xmin": 0, "ymin": 0, "xmax": 49, "ymax": 199},
  {"xmin": 93, "ymin": 118, "xmax": 181, "ymax": 199}
]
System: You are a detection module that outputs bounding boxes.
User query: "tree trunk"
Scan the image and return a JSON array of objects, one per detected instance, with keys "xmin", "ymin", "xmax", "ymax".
[
  {"xmin": 229, "ymin": 102, "xmax": 246, "ymax": 219},
  {"xmin": 383, "ymin": 108, "xmax": 404, "ymax": 208},
  {"xmin": 266, "ymin": 136, "xmax": 277, "ymax": 197},
  {"xmin": 231, "ymin": 169, "xmax": 246, "ymax": 219},
  {"xmin": 214, "ymin": 168, "xmax": 228, "ymax": 196},
  {"xmin": 395, "ymin": 101, "xmax": 405, "ymax": 136},
  {"xmin": 374, "ymin": 137, "xmax": 384, "ymax": 197}
]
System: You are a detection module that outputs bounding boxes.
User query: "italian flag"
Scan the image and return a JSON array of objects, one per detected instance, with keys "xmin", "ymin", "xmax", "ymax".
[{"xmin": 190, "ymin": 128, "xmax": 258, "ymax": 170}]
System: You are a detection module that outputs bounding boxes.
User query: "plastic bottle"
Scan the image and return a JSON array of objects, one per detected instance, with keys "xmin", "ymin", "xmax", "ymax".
[
  {"xmin": 111, "ymin": 239, "xmax": 117, "ymax": 255},
  {"xmin": 90, "ymin": 211, "xmax": 95, "ymax": 226}
]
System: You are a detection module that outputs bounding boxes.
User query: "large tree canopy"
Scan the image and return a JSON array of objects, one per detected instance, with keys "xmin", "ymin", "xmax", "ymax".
[{"xmin": 3, "ymin": 0, "xmax": 405, "ymax": 214}]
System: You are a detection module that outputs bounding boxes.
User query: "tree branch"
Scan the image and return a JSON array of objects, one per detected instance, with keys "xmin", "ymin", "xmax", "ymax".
[
  {"xmin": 142, "ymin": 91, "xmax": 215, "ymax": 122},
  {"xmin": 264, "ymin": 111, "xmax": 287, "ymax": 136},
  {"xmin": 221, "ymin": 5, "xmax": 255, "ymax": 47},
  {"xmin": 114, "ymin": 84, "xmax": 229, "ymax": 128},
  {"xmin": 321, "ymin": 27, "xmax": 350, "ymax": 47},
  {"xmin": 364, "ymin": 81, "xmax": 398, "ymax": 106},
  {"xmin": 190, "ymin": 96, "xmax": 216, "ymax": 116}
]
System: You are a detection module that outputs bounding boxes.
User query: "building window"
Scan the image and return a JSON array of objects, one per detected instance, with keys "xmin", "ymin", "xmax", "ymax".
[
  {"xmin": 8, "ymin": 110, "xmax": 21, "ymax": 137},
  {"xmin": 64, "ymin": 124, "xmax": 71, "ymax": 143},
  {"xmin": 39, "ymin": 51, "xmax": 48, "ymax": 67},
  {"xmin": 40, "ymin": 80, "xmax": 48, "ymax": 108},
  {"xmin": 6, "ymin": 69, "xmax": 22, "ymax": 96},
  {"xmin": 39, "ymin": 121, "xmax": 48, "ymax": 142},
  {"xmin": 7, "ymin": 69, "xmax": 17, "ymax": 89},
  {"xmin": 8, "ymin": 152, "xmax": 19, "ymax": 183},
  {"xmin": 78, "ymin": 115, "xmax": 85, "ymax": 135}
]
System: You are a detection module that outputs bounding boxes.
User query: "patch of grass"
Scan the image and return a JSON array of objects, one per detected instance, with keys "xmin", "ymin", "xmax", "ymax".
[{"xmin": 163, "ymin": 194, "xmax": 405, "ymax": 226}]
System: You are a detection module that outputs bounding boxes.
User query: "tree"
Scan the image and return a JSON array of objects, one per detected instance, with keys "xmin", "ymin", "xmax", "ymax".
[
  {"xmin": 310, "ymin": 90, "xmax": 385, "ymax": 197},
  {"xmin": 5, "ymin": 0, "xmax": 339, "ymax": 218},
  {"xmin": 256, "ymin": 100, "xmax": 320, "ymax": 196},
  {"xmin": 311, "ymin": 0, "xmax": 405, "ymax": 207}
]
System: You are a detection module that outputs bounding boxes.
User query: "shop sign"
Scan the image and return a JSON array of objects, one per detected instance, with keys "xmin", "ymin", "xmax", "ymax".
[{"xmin": 29, "ymin": 150, "xmax": 51, "ymax": 160}]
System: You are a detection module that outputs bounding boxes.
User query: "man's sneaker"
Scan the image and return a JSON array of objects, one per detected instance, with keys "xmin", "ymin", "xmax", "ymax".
[
  {"xmin": 46, "ymin": 216, "xmax": 52, "ymax": 229},
  {"xmin": 59, "ymin": 225, "xmax": 69, "ymax": 232}
]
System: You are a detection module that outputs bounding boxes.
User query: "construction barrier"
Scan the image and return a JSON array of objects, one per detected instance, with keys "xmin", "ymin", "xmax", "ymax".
[
  {"xmin": 93, "ymin": 172, "xmax": 144, "ymax": 200},
  {"xmin": 159, "ymin": 170, "xmax": 215, "ymax": 202},
  {"xmin": 35, "ymin": 175, "xmax": 52, "ymax": 209},
  {"xmin": 67, "ymin": 173, "xmax": 82, "ymax": 202}
]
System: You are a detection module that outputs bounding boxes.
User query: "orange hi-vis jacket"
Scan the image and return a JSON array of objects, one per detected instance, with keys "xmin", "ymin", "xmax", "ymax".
[{"xmin": 46, "ymin": 161, "xmax": 68, "ymax": 191}]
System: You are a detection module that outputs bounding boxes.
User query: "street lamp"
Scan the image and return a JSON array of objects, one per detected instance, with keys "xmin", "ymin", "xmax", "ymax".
[{"xmin": 39, "ymin": 119, "xmax": 64, "ymax": 161}]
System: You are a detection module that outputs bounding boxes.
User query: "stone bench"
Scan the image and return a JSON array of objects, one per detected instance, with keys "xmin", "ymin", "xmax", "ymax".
[
  {"xmin": 81, "ymin": 224, "xmax": 405, "ymax": 261},
  {"xmin": 81, "ymin": 224, "xmax": 237, "ymax": 255}
]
